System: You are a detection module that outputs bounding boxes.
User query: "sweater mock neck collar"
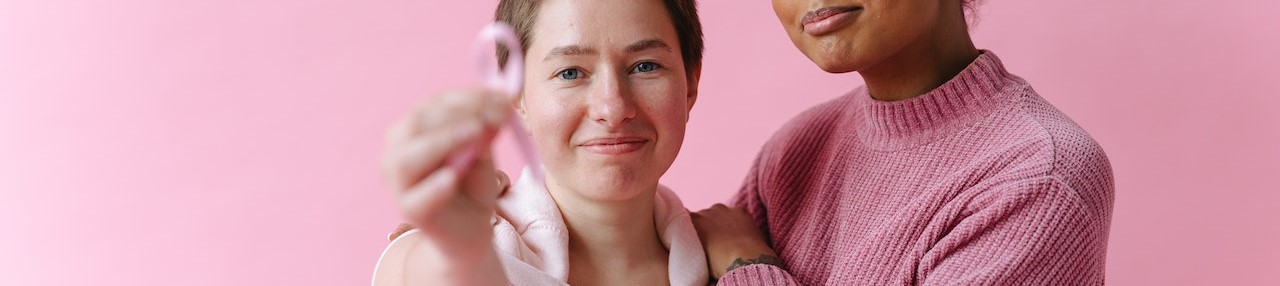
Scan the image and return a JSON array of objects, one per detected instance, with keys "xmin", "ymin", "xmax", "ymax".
[{"xmin": 853, "ymin": 50, "xmax": 1018, "ymax": 151}]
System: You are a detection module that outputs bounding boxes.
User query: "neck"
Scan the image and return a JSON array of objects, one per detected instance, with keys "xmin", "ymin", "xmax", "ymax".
[
  {"xmin": 859, "ymin": 10, "xmax": 980, "ymax": 101},
  {"xmin": 545, "ymin": 181, "xmax": 669, "ymax": 283}
]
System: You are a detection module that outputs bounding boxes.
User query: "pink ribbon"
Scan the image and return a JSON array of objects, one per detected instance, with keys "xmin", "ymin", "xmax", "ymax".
[{"xmin": 448, "ymin": 22, "xmax": 546, "ymax": 187}]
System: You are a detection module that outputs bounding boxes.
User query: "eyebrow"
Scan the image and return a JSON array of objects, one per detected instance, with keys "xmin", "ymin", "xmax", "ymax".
[
  {"xmin": 544, "ymin": 45, "xmax": 597, "ymax": 61},
  {"xmin": 542, "ymin": 39, "xmax": 674, "ymax": 61},
  {"xmin": 624, "ymin": 39, "xmax": 673, "ymax": 54}
]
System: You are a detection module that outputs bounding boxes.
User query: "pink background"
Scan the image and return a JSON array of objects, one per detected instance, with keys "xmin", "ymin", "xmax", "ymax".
[{"xmin": 2, "ymin": 0, "xmax": 1278, "ymax": 284}]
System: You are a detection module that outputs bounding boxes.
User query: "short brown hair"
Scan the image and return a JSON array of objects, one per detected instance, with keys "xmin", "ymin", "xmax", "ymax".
[{"xmin": 495, "ymin": 0, "xmax": 704, "ymax": 81}]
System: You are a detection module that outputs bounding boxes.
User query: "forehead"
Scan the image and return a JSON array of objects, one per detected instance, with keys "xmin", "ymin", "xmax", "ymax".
[{"xmin": 526, "ymin": 0, "xmax": 680, "ymax": 56}]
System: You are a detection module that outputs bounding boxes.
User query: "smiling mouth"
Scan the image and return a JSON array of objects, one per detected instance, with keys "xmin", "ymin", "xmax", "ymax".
[
  {"xmin": 580, "ymin": 137, "xmax": 649, "ymax": 155},
  {"xmin": 800, "ymin": 6, "xmax": 863, "ymax": 36}
]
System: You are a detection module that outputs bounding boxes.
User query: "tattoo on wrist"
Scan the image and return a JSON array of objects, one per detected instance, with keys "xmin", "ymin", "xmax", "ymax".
[{"xmin": 724, "ymin": 254, "xmax": 784, "ymax": 275}]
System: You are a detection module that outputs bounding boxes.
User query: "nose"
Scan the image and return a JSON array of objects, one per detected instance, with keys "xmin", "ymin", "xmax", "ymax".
[{"xmin": 586, "ymin": 71, "xmax": 636, "ymax": 128}]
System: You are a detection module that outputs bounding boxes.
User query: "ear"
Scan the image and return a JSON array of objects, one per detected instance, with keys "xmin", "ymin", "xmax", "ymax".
[
  {"xmin": 685, "ymin": 64, "xmax": 702, "ymax": 122},
  {"xmin": 515, "ymin": 93, "xmax": 532, "ymax": 131}
]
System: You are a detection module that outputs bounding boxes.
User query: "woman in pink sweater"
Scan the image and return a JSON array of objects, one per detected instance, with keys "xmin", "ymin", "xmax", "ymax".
[{"xmin": 690, "ymin": 0, "xmax": 1115, "ymax": 285}]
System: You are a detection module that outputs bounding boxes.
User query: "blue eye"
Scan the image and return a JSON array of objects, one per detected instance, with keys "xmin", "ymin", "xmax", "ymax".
[
  {"xmin": 557, "ymin": 69, "xmax": 581, "ymax": 80},
  {"xmin": 633, "ymin": 62, "xmax": 660, "ymax": 73}
]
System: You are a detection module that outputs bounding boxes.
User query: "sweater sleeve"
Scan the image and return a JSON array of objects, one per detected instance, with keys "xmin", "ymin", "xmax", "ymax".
[
  {"xmin": 717, "ymin": 264, "xmax": 802, "ymax": 286},
  {"xmin": 728, "ymin": 152, "xmax": 770, "ymax": 236},
  {"xmin": 917, "ymin": 176, "xmax": 1109, "ymax": 285},
  {"xmin": 719, "ymin": 152, "xmax": 803, "ymax": 286}
]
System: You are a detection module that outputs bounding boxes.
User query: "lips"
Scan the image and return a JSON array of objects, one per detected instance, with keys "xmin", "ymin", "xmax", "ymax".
[
  {"xmin": 579, "ymin": 137, "xmax": 649, "ymax": 155},
  {"xmin": 801, "ymin": 6, "xmax": 862, "ymax": 36}
]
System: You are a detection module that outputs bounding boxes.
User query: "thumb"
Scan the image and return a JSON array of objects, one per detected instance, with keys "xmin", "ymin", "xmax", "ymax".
[{"xmin": 495, "ymin": 170, "xmax": 512, "ymax": 196}]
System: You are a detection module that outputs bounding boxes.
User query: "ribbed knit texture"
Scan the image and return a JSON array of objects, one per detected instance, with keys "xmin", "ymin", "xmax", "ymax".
[{"xmin": 720, "ymin": 51, "xmax": 1114, "ymax": 285}]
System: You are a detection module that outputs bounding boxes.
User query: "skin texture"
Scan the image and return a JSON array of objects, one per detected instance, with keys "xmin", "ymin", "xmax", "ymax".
[
  {"xmin": 523, "ymin": 1, "xmax": 698, "ymax": 284},
  {"xmin": 772, "ymin": 0, "xmax": 979, "ymax": 101},
  {"xmin": 380, "ymin": 0, "xmax": 699, "ymax": 285},
  {"xmin": 692, "ymin": 0, "xmax": 980, "ymax": 280}
]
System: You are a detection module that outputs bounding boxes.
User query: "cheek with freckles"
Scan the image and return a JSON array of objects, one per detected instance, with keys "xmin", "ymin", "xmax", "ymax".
[{"xmin": 523, "ymin": 93, "xmax": 583, "ymax": 168}]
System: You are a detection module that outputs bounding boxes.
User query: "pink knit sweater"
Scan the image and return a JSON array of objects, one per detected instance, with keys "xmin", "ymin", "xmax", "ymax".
[{"xmin": 721, "ymin": 51, "xmax": 1114, "ymax": 285}]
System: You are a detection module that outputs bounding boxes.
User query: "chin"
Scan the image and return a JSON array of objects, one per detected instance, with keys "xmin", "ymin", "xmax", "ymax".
[
  {"xmin": 570, "ymin": 168, "xmax": 655, "ymax": 201},
  {"xmin": 793, "ymin": 30, "xmax": 874, "ymax": 74},
  {"xmin": 576, "ymin": 180, "xmax": 650, "ymax": 202},
  {"xmin": 800, "ymin": 43, "xmax": 863, "ymax": 74},
  {"xmin": 808, "ymin": 54, "xmax": 862, "ymax": 74},
  {"xmin": 814, "ymin": 59, "xmax": 859, "ymax": 73}
]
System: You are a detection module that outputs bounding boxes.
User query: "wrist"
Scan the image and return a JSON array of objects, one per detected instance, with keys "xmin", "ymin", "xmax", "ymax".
[
  {"xmin": 713, "ymin": 248, "xmax": 780, "ymax": 279},
  {"xmin": 439, "ymin": 248, "xmax": 505, "ymax": 286}
]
